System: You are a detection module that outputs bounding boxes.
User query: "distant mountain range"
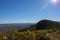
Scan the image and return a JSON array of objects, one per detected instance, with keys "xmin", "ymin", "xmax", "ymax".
[
  {"xmin": 0, "ymin": 19, "xmax": 60, "ymax": 33},
  {"xmin": 0, "ymin": 23, "xmax": 35, "ymax": 33}
]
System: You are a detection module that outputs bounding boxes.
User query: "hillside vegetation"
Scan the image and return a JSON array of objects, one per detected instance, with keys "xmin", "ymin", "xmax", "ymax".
[
  {"xmin": 0, "ymin": 29, "xmax": 60, "ymax": 40},
  {"xmin": 0, "ymin": 19, "xmax": 60, "ymax": 40}
]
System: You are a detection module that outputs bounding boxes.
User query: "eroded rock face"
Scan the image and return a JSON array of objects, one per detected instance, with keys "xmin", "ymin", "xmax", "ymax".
[{"xmin": 35, "ymin": 20, "xmax": 59, "ymax": 29}]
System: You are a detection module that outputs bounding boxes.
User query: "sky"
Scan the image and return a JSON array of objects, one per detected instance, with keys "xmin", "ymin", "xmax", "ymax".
[{"xmin": 0, "ymin": 0, "xmax": 60, "ymax": 23}]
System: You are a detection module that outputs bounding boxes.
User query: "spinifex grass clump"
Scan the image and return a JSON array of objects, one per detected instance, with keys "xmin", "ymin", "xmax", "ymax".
[{"xmin": 0, "ymin": 29, "xmax": 60, "ymax": 40}]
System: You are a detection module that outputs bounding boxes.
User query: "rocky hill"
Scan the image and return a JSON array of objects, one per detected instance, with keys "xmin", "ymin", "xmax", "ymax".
[{"xmin": 30, "ymin": 19, "xmax": 60, "ymax": 30}]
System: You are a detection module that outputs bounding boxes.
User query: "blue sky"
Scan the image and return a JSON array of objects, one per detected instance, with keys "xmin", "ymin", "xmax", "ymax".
[{"xmin": 0, "ymin": 0, "xmax": 60, "ymax": 23}]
